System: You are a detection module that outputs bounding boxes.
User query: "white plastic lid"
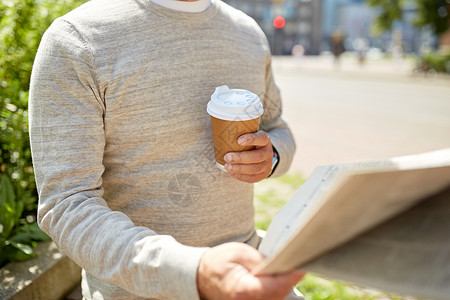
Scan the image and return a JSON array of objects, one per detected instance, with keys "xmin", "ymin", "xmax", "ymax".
[{"xmin": 207, "ymin": 85, "xmax": 264, "ymax": 121}]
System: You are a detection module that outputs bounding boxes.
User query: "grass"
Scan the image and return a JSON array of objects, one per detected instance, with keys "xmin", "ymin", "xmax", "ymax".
[
  {"xmin": 254, "ymin": 173, "xmax": 415, "ymax": 300},
  {"xmin": 254, "ymin": 173, "xmax": 305, "ymax": 231}
]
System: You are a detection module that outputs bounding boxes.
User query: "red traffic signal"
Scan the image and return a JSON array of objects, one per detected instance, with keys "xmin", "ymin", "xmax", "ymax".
[{"xmin": 273, "ymin": 16, "xmax": 286, "ymax": 29}]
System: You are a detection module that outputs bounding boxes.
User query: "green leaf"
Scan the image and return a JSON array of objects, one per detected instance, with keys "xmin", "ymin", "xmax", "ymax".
[
  {"xmin": 9, "ymin": 240, "xmax": 34, "ymax": 255},
  {"xmin": 10, "ymin": 222, "xmax": 51, "ymax": 243},
  {"xmin": 0, "ymin": 174, "xmax": 16, "ymax": 206},
  {"xmin": 13, "ymin": 199, "xmax": 24, "ymax": 223},
  {"xmin": 1, "ymin": 243, "xmax": 36, "ymax": 263},
  {"xmin": 0, "ymin": 174, "xmax": 18, "ymax": 238}
]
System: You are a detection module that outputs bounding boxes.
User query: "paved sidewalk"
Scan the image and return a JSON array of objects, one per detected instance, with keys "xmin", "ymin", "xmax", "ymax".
[
  {"xmin": 272, "ymin": 55, "xmax": 450, "ymax": 177},
  {"xmin": 273, "ymin": 54, "xmax": 450, "ymax": 83}
]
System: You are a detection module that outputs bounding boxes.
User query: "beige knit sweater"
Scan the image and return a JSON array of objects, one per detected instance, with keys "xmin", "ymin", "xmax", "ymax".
[{"xmin": 29, "ymin": 0, "xmax": 296, "ymax": 299}]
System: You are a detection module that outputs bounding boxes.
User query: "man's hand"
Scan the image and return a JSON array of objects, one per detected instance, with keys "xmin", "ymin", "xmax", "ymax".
[
  {"xmin": 197, "ymin": 243, "xmax": 304, "ymax": 300},
  {"xmin": 224, "ymin": 131, "xmax": 273, "ymax": 183}
]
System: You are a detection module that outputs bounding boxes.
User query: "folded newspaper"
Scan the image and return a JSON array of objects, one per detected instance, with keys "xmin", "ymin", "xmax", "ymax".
[{"xmin": 254, "ymin": 149, "xmax": 450, "ymax": 300}]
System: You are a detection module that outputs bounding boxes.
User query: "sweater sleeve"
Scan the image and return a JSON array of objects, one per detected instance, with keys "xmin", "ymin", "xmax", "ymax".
[
  {"xmin": 29, "ymin": 19, "xmax": 206, "ymax": 300},
  {"xmin": 259, "ymin": 52, "xmax": 296, "ymax": 177}
]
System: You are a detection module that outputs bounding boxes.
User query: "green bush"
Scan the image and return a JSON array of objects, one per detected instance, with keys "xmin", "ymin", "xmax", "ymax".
[
  {"xmin": 0, "ymin": 0, "xmax": 87, "ymax": 267},
  {"xmin": 0, "ymin": 174, "xmax": 51, "ymax": 266},
  {"xmin": 416, "ymin": 51, "xmax": 450, "ymax": 74}
]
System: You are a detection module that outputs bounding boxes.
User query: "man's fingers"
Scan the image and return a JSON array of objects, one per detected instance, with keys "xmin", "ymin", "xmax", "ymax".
[
  {"xmin": 225, "ymin": 162, "xmax": 269, "ymax": 175},
  {"xmin": 256, "ymin": 271, "xmax": 305, "ymax": 295},
  {"xmin": 238, "ymin": 131, "xmax": 270, "ymax": 147},
  {"xmin": 272, "ymin": 271, "xmax": 305, "ymax": 286},
  {"xmin": 197, "ymin": 242, "xmax": 305, "ymax": 300},
  {"xmin": 197, "ymin": 243, "xmax": 266, "ymax": 299},
  {"xmin": 227, "ymin": 172, "xmax": 266, "ymax": 184},
  {"xmin": 225, "ymin": 147, "xmax": 268, "ymax": 164},
  {"xmin": 223, "ymin": 130, "xmax": 273, "ymax": 183}
]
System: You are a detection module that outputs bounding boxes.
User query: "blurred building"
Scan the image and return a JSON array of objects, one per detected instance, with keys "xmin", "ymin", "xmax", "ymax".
[
  {"xmin": 223, "ymin": 0, "xmax": 323, "ymax": 55},
  {"xmin": 223, "ymin": 0, "xmax": 436, "ymax": 56},
  {"xmin": 322, "ymin": 0, "xmax": 436, "ymax": 55}
]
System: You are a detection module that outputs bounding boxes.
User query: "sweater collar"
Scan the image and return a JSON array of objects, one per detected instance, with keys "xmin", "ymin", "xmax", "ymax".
[
  {"xmin": 150, "ymin": 0, "xmax": 212, "ymax": 13},
  {"xmin": 140, "ymin": 0, "xmax": 219, "ymax": 24}
]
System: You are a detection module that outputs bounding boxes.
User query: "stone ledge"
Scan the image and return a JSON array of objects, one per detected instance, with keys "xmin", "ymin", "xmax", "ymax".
[{"xmin": 0, "ymin": 241, "xmax": 81, "ymax": 300}]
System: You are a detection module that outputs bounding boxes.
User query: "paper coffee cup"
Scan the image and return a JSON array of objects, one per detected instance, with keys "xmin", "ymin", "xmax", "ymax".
[{"xmin": 207, "ymin": 85, "xmax": 264, "ymax": 171}]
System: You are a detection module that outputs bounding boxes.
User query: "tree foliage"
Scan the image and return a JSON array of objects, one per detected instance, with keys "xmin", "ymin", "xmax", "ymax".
[
  {"xmin": 413, "ymin": 0, "xmax": 450, "ymax": 36},
  {"xmin": 0, "ymin": 0, "xmax": 87, "ymax": 267},
  {"xmin": 367, "ymin": 0, "xmax": 450, "ymax": 36},
  {"xmin": 366, "ymin": 0, "xmax": 403, "ymax": 35}
]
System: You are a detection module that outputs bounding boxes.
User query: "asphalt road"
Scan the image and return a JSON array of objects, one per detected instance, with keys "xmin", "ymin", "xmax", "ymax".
[{"xmin": 272, "ymin": 56, "xmax": 450, "ymax": 177}]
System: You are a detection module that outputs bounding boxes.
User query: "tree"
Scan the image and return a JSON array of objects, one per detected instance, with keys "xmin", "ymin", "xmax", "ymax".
[
  {"xmin": 366, "ymin": 0, "xmax": 403, "ymax": 35},
  {"xmin": 413, "ymin": 0, "xmax": 450, "ymax": 36},
  {"xmin": 367, "ymin": 0, "xmax": 450, "ymax": 37}
]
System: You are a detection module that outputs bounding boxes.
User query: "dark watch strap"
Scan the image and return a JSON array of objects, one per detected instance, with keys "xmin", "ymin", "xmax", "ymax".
[{"xmin": 269, "ymin": 146, "xmax": 279, "ymax": 177}]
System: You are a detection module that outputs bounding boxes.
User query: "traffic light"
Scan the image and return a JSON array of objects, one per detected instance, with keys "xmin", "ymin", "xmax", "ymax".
[{"xmin": 273, "ymin": 16, "xmax": 285, "ymax": 29}]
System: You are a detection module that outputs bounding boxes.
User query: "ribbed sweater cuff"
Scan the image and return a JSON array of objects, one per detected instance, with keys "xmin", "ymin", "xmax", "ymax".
[{"xmin": 161, "ymin": 241, "xmax": 208, "ymax": 300}]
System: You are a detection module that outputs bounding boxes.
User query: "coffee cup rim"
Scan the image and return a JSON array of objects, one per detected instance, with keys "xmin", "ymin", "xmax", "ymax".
[{"xmin": 207, "ymin": 85, "xmax": 264, "ymax": 121}]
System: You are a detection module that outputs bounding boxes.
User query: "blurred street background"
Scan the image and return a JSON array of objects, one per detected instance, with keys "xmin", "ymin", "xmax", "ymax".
[{"xmin": 223, "ymin": 0, "xmax": 449, "ymax": 57}]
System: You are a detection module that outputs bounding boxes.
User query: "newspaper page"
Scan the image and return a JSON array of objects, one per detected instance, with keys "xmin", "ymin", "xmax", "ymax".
[
  {"xmin": 302, "ymin": 186, "xmax": 450, "ymax": 300},
  {"xmin": 254, "ymin": 149, "xmax": 450, "ymax": 287},
  {"xmin": 257, "ymin": 148, "xmax": 450, "ymax": 261},
  {"xmin": 255, "ymin": 165, "xmax": 450, "ymax": 275},
  {"xmin": 256, "ymin": 159, "xmax": 398, "ymax": 259}
]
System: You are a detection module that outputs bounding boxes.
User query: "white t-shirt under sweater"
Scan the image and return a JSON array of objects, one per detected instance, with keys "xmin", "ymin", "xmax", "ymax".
[
  {"xmin": 151, "ymin": 0, "xmax": 211, "ymax": 12},
  {"xmin": 29, "ymin": 0, "xmax": 296, "ymax": 299}
]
